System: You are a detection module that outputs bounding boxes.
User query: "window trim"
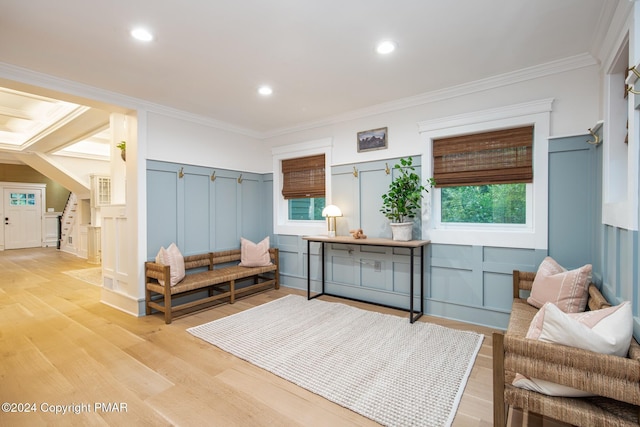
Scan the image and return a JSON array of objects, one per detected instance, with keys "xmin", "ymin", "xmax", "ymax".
[
  {"xmin": 418, "ymin": 99, "xmax": 552, "ymax": 249},
  {"xmin": 272, "ymin": 138, "xmax": 333, "ymax": 236}
]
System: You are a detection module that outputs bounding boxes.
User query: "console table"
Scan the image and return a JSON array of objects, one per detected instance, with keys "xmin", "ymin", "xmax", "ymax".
[{"xmin": 302, "ymin": 235, "xmax": 430, "ymax": 323}]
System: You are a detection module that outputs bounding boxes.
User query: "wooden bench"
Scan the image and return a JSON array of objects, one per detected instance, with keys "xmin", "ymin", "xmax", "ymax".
[
  {"xmin": 493, "ymin": 270, "xmax": 640, "ymax": 426},
  {"xmin": 145, "ymin": 248, "xmax": 279, "ymax": 324}
]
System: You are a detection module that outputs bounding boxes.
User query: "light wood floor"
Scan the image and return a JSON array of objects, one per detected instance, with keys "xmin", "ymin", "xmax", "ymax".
[{"xmin": 0, "ymin": 247, "xmax": 570, "ymax": 426}]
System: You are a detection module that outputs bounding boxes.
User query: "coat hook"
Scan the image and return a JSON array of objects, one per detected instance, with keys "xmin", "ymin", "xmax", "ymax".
[
  {"xmin": 210, "ymin": 171, "xmax": 216, "ymax": 181},
  {"xmin": 237, "ymin": 174, "xmax": 243, "ymax": 184},
  {"xmin": 587, "ymin": 128, "xmax": 601, "ymax": 145},
  {"xmin": 627, "ymin": 84, "xmax": 640, "ymax": 95},
  {"xmin": 178, "ymin": 167, "xmax": 184, "ymax": 178},
  {"xmin": 626, "ymin": 67, "xmax": 640, "ymax": 94},
  {"xmin": 385, "ymin": 163, "xmax": 390, "ymax": 175},
  {"xmin": 353, "ymin": 166, "xmax": 358, "ymax": 178}
]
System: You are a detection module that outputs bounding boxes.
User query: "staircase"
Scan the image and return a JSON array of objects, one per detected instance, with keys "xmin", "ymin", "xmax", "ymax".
[{"xmin": 59, "ymin": 193, "xmax": 78, "ymax": 254}]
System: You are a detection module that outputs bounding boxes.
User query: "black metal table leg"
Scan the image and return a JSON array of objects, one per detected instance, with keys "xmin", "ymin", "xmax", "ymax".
[
  {"xmin": 308, "ymin": 241, "xmax": 327, "ymax": 300},
  {"xmin": 307, "ymin": 239, "xmax": 311, "ymax": 299},
  {"xmin": 420, "ymin": 245, "xmax": 425, "ymax": 316},
  {"xmin": 410, "ymin": 247, "xmax": 414, "ymax": 322},
  {"xmin": 410, "ymin": 246, "xmax": 424, "ymax": 323},
  {"xmin": 321, "ymin": 242, "xmax": 325, "ymax": 294}
]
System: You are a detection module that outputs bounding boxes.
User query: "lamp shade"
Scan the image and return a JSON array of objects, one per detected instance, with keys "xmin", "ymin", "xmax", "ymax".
[{"xmin": 322, "ymin": 205, "xmax": 342, "ymax": 217}]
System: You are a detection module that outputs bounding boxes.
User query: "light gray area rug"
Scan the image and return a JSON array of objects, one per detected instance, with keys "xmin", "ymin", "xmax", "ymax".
[
  {"xmin": 187, "ymin": 294, "xmax": 484, "ymax": 427},
  {"xmin": 62, "ymin": 267, "xmax": 102, "ymax": 286}
]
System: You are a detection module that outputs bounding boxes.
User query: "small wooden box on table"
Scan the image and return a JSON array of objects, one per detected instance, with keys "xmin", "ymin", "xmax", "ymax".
[{"xmin": 145, "ymin": 248, "xmax": 279, "ymax": 324}]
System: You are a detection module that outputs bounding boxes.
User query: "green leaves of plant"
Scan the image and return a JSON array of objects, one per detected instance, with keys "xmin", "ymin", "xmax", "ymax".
[{"xmin": 380, "ymin": 157, "xmax": 435, "ymax": 223}]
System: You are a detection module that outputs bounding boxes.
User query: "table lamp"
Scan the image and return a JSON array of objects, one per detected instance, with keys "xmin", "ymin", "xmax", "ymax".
[{"xmin": 322, "ymin": 205, "xmax": 342, "ymax": 237}]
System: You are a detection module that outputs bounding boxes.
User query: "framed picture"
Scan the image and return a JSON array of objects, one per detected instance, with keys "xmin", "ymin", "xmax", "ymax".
[{"xmin": 357, "ymin": 127, "xmax": 388, "ymax": 152}]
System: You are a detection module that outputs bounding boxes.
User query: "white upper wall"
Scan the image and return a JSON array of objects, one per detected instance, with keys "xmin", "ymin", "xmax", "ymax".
[
  {"xmin": 262, "ymin": 63, "xmax": 600, "ymax": 168},
  {"xmin": 50, "ymin": 155, "xmax": 111, "ymax": 185},
  {"xmin": 145, "ymin": 111, "xmax": 268, "ymax": 173}
]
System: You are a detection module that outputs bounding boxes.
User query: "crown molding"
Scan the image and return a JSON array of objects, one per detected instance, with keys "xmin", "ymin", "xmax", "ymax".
[
  {"xmin": 0, "ymin": 62, "xmax": 261, "ymax": 139},
  {"xmin": 0, "ymin": 53, "xmax": 598, "ymax": 142},
  {"xmin": 146, "ymin": 104, "xmax": 262, "ymax": 139},
  {"xmin": 263, "ymin": 53, "xmax": 597, "ymax": 139},
  {"xmin": 417, "ymin": 98, "xmax": 554, "ymax": 133}
]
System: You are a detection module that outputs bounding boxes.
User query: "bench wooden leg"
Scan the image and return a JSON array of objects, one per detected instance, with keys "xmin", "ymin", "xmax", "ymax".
[
  {"xmin": 165, "ymin": 292, "xmax": 172, "ymax": 324},
  {"xmin": 230, "ymin": 280, "xmax": 235, "ymax": 304},
  {"xmin": 145, "ymin": 287, "xmax": 152, "ymax": 315},
  {"xmin": 493, "ymin": 332, "xmax": 507, "ymax": 426}
]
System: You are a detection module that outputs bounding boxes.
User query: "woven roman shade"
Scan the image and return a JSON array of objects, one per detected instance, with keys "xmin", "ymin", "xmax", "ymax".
[
  {"xmin": 281, "ymin": 154, "xmax": 325, "ymax": 199},
  {"xmin": 432, "ymin": 126, "xmax": 534, "ymax": 187}
]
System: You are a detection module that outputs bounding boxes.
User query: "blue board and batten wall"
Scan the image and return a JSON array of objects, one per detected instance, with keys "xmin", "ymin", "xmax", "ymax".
[
  {"xmin": 146, "ymin": 134, "xmax": 640, "ymax": 335},
  {"xmin": 146, "ymin": 160, "xmax": 274, "ymax": 258}
]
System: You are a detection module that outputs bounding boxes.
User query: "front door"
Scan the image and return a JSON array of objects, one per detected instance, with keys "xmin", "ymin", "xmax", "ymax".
[{"xmin": 4, "ymin": 188, "xmax": 43, "ymax": 249}]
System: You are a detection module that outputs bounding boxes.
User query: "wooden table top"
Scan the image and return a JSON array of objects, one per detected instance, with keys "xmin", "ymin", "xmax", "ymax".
[{"xmin": 302, "ymin": 235, "xmax": 430, "ymax": 248}]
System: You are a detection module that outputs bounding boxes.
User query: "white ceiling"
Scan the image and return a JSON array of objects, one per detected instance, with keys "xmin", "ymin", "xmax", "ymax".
[{"xmin": 0, "ymin": 0, "xmax": 618, "ymax": 152}]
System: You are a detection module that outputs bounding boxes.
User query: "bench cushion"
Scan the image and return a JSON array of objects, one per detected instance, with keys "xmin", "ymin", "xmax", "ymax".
[
  {"xmin": 506, "ymin": 298, "xmax": 538, "ymax": 337},
  {"xmin": 146, "ymin": 263, "xmax": 278, "ymax": 295}
]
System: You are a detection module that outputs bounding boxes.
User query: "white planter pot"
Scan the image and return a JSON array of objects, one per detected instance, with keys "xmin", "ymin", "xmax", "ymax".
[{"xmin": 390, "ymin": 222, "xmax": 413, "ymax": 241}]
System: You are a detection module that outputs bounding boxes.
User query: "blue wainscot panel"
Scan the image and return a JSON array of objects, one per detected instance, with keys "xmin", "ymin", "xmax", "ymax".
[
  {"xmin": 330, "ymin": 254, "xmax": 357, "ymax": 286},
  {"xmin": 146, "ymin": 167, "xmax": 179, "ymax": 259},
  {"xmin": 483, "ymin": 246, "xmax": 538, "ymax": 273},
  {"xmin": 276, "ymin": 234, "xmax": 302, "ymax": 253},
  {"xmin": 241, "ymin": 176, "xmax": 264, "ymax": 243},
  {"xmin": 214, "ymin": 176, "xmax": 239, "ymax": 250},
  {"xmin": 431, "ymin": 244, "xmax": 474, "ymax": 270},
  {"xmin": 392, "ymin": 260, "xmax": 411, "ymax": 294},
  {"xmin": 280, "ymin": 250, "xmax": 302, "ymax": 279},
  {"xmin": 183, "ymin": 172, "xmax": 210, "ymax": 255},
  {"xmin": 483, "ymin": 271, "xmax": 513, "ymax": 311},
  {"xmin": 431, "ymin": 266, "xmax": 477, "ymax": 306},
  {"xmin": 361, "ymin": 258, "xmax": 387, "ymax": 291}
]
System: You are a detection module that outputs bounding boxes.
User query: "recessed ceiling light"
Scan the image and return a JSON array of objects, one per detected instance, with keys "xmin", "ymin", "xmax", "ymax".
[
  {"xmin": 131, "ymin": 28, "xmax": 154, "ymax": 42},
  {"xmin": 258, "ymin": 86, "xmax": 273, "ymax": 96},
  {"xmin": 376, "ymin": 40, "xmax": 397, "ymax": 55}
]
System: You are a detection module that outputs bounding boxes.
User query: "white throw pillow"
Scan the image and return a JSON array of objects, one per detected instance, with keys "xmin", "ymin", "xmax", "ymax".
[
  {"xmin": 239, "ymin": 237, "xmax": 272, "ymax": 267},
  {"xmin": 155, "ymin": 243, "xmax": 185, "ymax": 286},
  {"xmin": 513, "ymin": 301, "xmax": 633, "ymax": 396}
]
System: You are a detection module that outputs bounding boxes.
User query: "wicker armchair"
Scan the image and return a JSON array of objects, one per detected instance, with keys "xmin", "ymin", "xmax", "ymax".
[{"xmin": 493, "ymin": 270, "xmax": 640, "ymax": 426}]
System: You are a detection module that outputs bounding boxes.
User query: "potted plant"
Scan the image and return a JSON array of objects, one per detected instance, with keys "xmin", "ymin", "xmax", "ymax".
[
  {"xmin": 116, "ymin": 140, "xmax": 126, "ymax": 161},
  {"xmin": 380, "ymin": 157, "xmax": 435, "ymax": 241}
]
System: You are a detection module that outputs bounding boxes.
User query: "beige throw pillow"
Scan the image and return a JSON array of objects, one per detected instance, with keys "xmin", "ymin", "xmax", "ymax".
[
  {"xmin": 155, "ymin": 243, "xmax": 185, "ymax": 286},
  {"xmin": 239, "ymin": 237, "xmax": 272, "ymax": 267},
  {"xmin": 513, "ymin": 301, "xmax": 632, "ymax": 396},
  {"xmin": 527, "ymin": 257, "xmax": 592, "ymax": 313}
]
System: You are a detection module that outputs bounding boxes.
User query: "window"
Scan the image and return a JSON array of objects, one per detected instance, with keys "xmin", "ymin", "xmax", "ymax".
[
  {"xmin": 272, "ymin": 138, "xmax": 333, "ymax": 235},
  {"xmin": 281, "ymin": 154, "xmax": 326, "ymax": 220},
  {"xmin": 10, "ymin": 192, "xmax": 36, "ymax": 206},
  {"xmin": 288, "ymin": 198, "xmax": 325, "ymax": 220},
  {"xmin": 418, "ymin": 98, "xmax": 552, "ymax": 248},
  {"xmin": 433, "ymin": 126, "xmax": 533, "ymax": 225},
  {"xmin": 441, "ymin": 184, "xmax": 526, "ymax": 224}
]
